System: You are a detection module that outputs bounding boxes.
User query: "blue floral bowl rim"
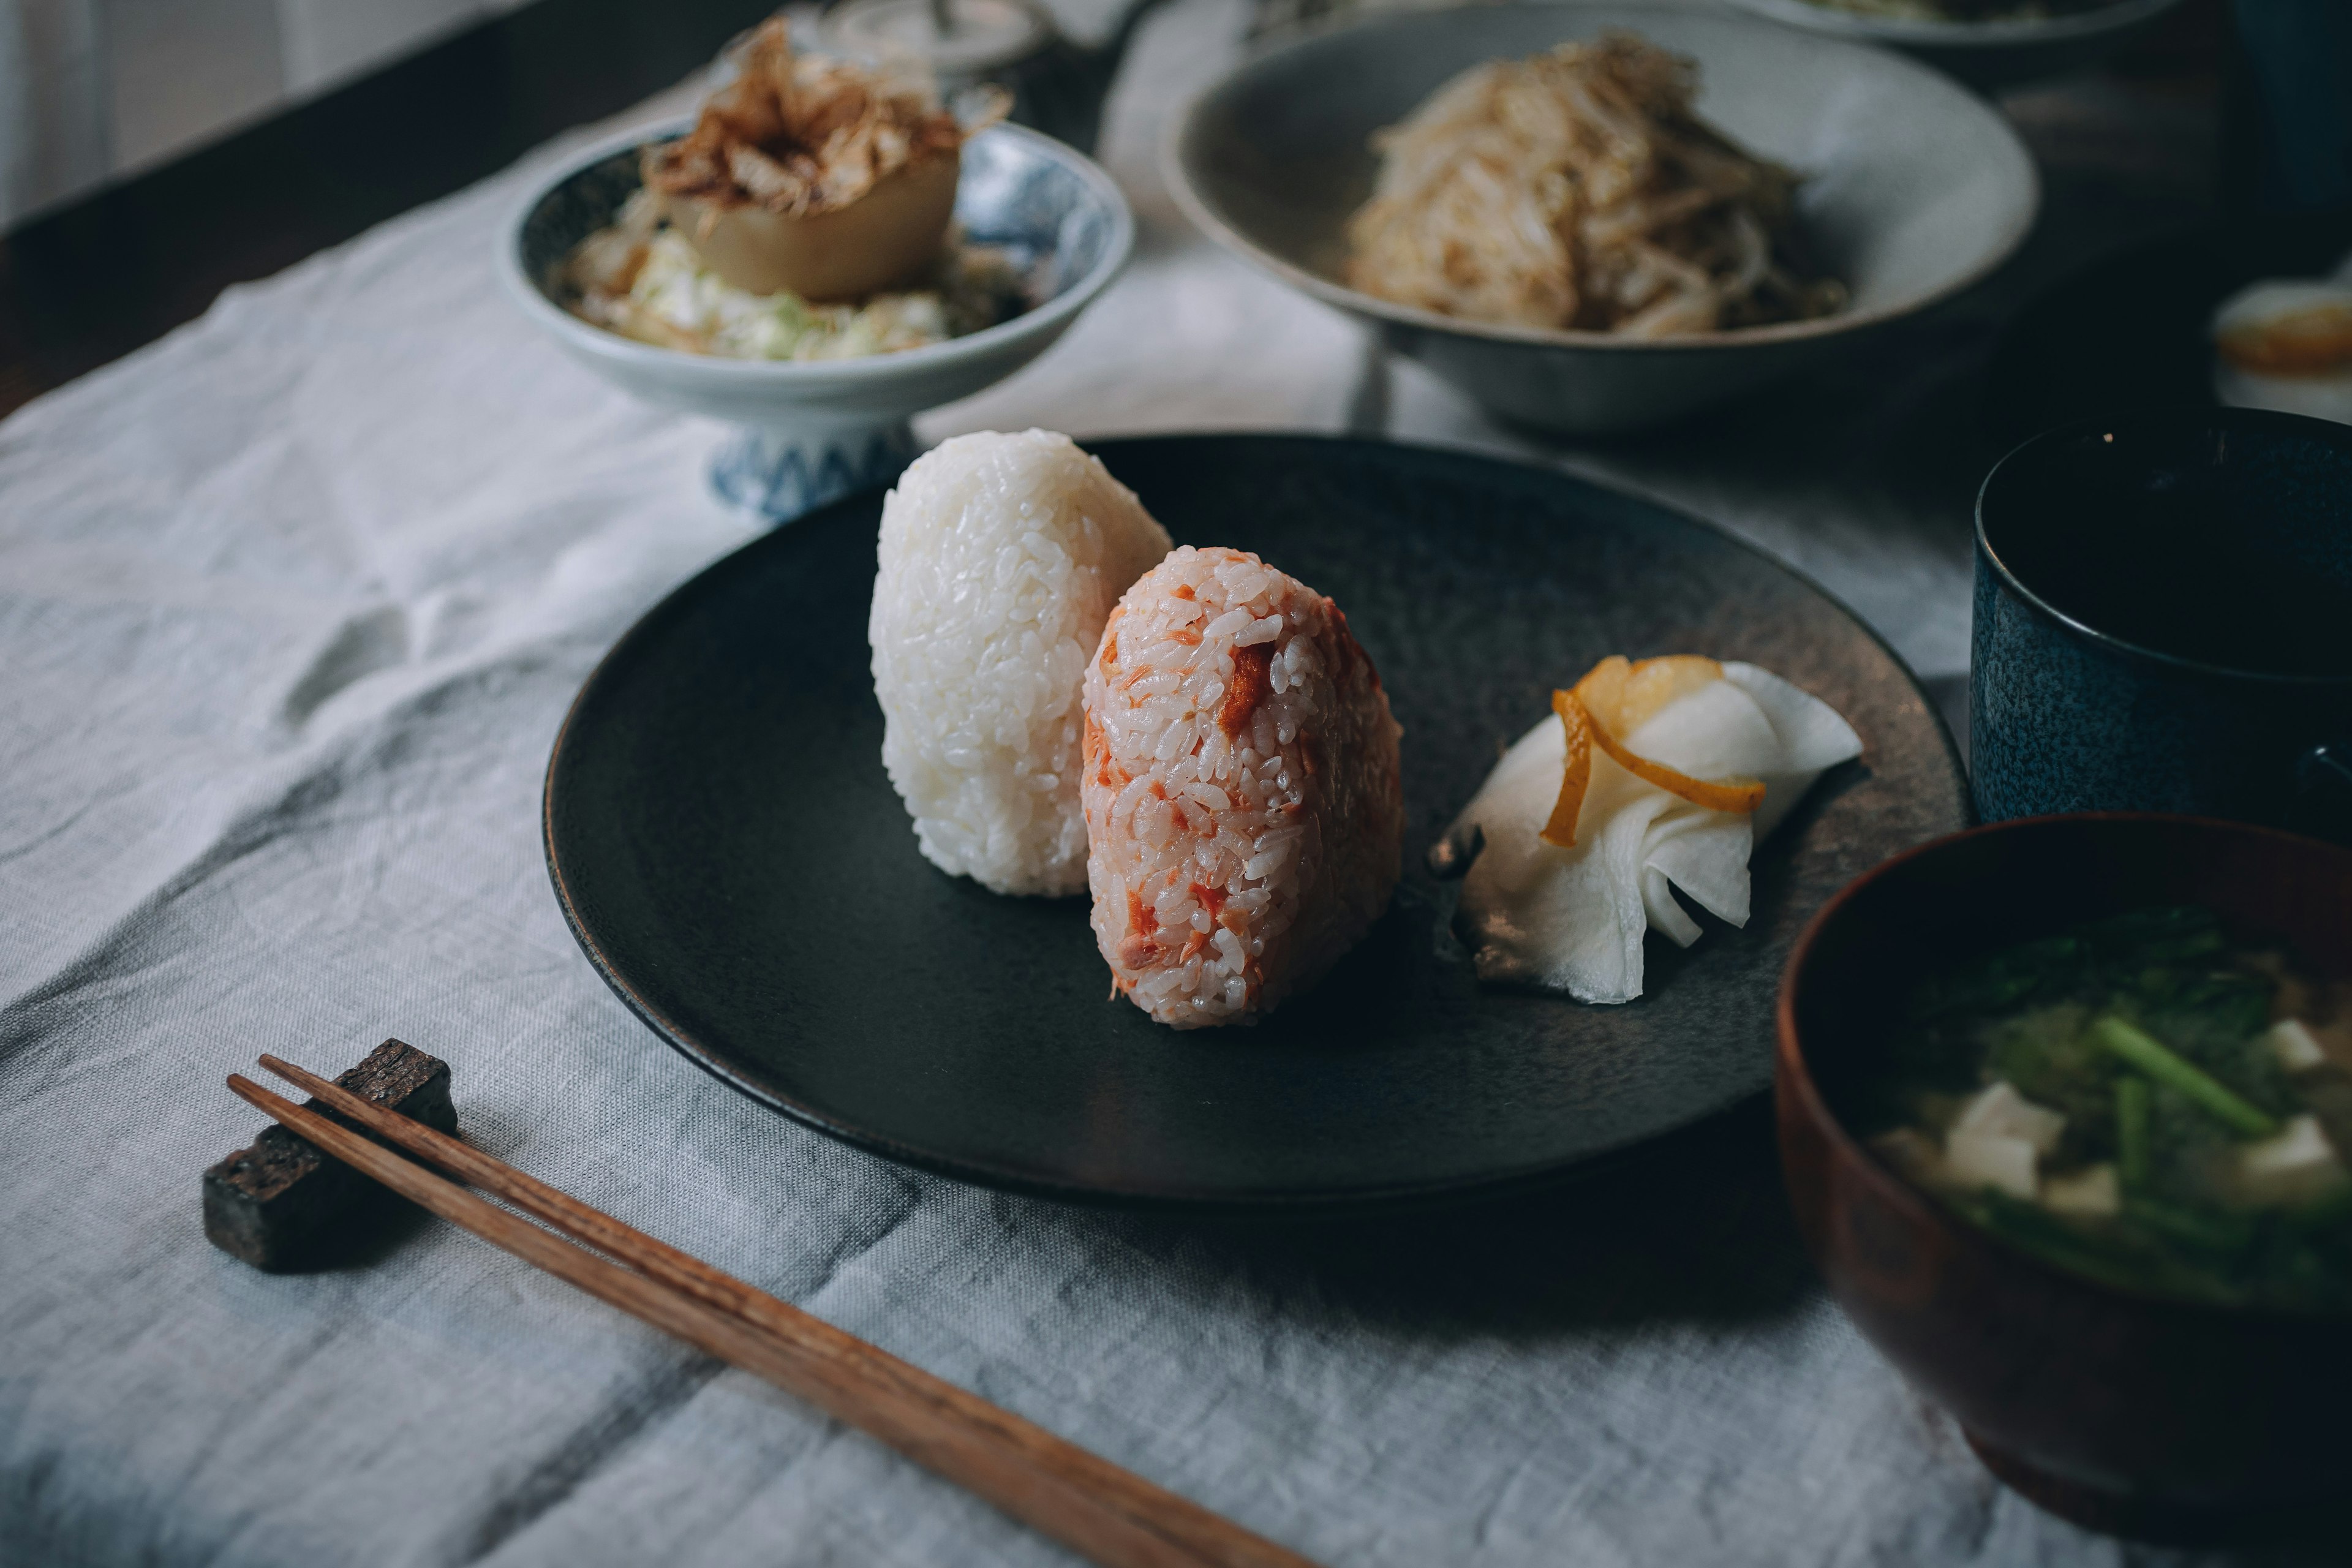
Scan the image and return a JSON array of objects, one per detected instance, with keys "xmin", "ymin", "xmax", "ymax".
[
  {"xmin": 496, "ymin": 116, "xmax": 1136, "ymax": 386},
  {"xmin": 1974, "ymin": 405, "xmax": 2352, "ymax": 689}
]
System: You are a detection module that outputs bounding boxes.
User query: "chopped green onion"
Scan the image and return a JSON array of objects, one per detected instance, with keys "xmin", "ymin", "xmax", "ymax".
[
  {"xmin": 2116, "ymin": 1076, "xmax": 2151, "ymax": 1188},
  {"xmin": 2125, "ymin": 1196, "xmax": 2255, "ymax": 1253},
  {"xmin": 2090, "ymin": 1016, "xmax": 2279, "ymax": 1139},
  {"xmin": 1971, "ymin": 1196, "xmax": 2145, "ymax": 1291}
]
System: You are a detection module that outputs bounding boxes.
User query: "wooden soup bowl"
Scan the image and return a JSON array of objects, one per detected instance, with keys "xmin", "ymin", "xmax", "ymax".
[{"xmin": 1776, "ymin": 813, "xmax": 2352, "ymax": 1539}]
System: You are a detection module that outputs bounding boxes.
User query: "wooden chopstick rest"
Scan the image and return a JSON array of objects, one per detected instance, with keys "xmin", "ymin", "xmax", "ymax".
[
  {"xmin": 203, "ymin": 1039, "xmax": 454, "ymax": 1270},
  {"xmin": 230, "ymin": 1061, "xmax": 1318, "ymax": 1568}
]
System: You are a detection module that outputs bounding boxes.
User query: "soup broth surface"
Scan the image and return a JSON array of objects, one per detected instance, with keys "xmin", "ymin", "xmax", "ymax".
[
  {"xmin": 1985, "ymin": 431, "xmax": 2352, "ymax": 678},
  {"xmin": 1868, "ymin": 906, "xmax": 2352, "ymax": 1311},
  {"xmin": 2013, "ymin": 508, "xmax": 2352, "ymax": 677}
]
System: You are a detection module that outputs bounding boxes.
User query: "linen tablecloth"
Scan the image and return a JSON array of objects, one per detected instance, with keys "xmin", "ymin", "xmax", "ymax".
[{"xmin": 0, "ymin": 4, "xmax": 2243, "ymax": 1562}]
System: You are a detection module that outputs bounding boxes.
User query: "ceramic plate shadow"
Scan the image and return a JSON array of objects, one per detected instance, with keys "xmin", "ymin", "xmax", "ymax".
[{"xmin": 545, "ymin": 435, "xmax": 1967, "ymax": 1207}]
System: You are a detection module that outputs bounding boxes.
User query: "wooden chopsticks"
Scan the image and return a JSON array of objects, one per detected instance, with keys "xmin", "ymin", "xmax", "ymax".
[{"xmin": 227, "ymin": 1057, "xmax": 1318, "ymax": 1568}]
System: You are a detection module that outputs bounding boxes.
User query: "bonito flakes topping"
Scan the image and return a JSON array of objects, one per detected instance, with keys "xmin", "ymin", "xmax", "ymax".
[{"xmin": 644, "ymin": 21, "xmax": 972, "ymax": 219}]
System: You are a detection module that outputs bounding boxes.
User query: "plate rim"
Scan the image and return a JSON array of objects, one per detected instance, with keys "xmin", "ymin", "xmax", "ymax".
[{"xmin": 543, "ymin": 431, "xmax": 1966, "ymax": 1208}]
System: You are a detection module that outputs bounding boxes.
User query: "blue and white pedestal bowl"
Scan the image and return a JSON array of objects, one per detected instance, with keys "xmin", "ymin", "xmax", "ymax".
[
  {"xmin": 502, "ymin": 120, "xmax": 1135, "ymax": 524},
  {"xmin": 709, "ymin": 421, "xmax": 919, "ymax": 523}
]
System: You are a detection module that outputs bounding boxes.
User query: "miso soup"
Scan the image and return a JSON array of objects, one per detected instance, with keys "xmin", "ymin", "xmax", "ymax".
[{"xmin": 1865, "ymin": 906, "xmax": 2352, "ymax": 1311}]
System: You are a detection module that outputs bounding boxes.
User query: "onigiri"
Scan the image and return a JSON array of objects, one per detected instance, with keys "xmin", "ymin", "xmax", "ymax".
[
  {"xmin": 869, "ymin": 430, "xmax": 1172, "ymax": 895},
  {"xmin": 1082, "ymin": 546, "xmax": 1404, "ymax": 1027}
]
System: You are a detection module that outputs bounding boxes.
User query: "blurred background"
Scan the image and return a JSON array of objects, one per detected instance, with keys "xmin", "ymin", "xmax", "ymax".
[
  {"xmin": 0, "ymin": 0, "xmax": 2332, "ymax": 421},
  {"xmin": 2, "ymin": 0, "xmax": 541, "ymax": 225}
]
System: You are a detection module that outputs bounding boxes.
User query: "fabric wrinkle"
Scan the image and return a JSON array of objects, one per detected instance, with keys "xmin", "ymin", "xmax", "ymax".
[{"xmin": 455, "ymin": 1354, "xmax": 731, "ymax": 1564}]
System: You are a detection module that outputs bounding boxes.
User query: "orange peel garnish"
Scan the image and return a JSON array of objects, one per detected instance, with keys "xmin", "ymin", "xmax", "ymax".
[
  {"xmin": 1539, "ymin": 655, "xmax": 1766, "ymax": 846},
  {"xmin": 1539, "ymin": 690, "xmax": 1594, "ymax": 847},
  {"xmin": 1612, "ymin": 655, "xmax": 1726, "ymax": 733}
]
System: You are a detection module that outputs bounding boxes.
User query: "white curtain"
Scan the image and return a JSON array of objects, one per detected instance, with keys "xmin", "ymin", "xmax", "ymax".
[
  {"xmin": 1, "ymin": 0, "xmax": 536, "ymax": 231},
  {"xmin": 1, "ymin": 0, "xmax": 109, "ymax": 228}
]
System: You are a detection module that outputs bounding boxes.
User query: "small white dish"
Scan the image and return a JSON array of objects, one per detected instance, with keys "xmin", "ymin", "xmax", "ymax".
[
  {"xmin": 500, "ymin": 118, "xmax": 1134, "ymax": 521},
  {"xmin": 2211, "ymin": 279, "xmax": 2352, "ymax": 428}
]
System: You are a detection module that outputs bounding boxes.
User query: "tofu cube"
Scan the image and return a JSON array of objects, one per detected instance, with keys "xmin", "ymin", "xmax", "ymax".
[
  {"xmin": 2040, "ymin": 1163, "xmax": 2120, "ymax": 1218},
  {"xmin": 2238, "ymin": 1115, "xmax": 2346, "ymax": 1206},
  {"xmin": 1950, "ymin": 1081, "xmax": 2067, "ymax": 1156},
  {"xmin": 1944, "ymin": 1129, "xmax": 2038, "ymax": 1199},
  {"xmin": 2265, "ymin": 1019, "xmax": 2328, "ymax": 1074}
]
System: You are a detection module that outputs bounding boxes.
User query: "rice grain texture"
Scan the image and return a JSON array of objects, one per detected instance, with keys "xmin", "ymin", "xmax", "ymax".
[
  {"xmin": 1082, "ymin": 546, "xmax": 1404, "ymax": 1027},
  {"xmin": 870, "ymin": 430, "xmax": 1172, "ymax": 895}
]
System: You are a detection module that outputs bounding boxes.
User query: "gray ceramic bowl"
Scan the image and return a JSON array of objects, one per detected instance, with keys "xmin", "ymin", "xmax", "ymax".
[
  {"xmin": 1166, "ymin": 3, "xmax": 2039, "ymax": 435},
  {"xmin": 1717, "ymin": 0, "xmax": 2188, "ymax": 92},
  {"xmin": 501, "ymin": 118, "xmax": 1133, "ymax": 521}
]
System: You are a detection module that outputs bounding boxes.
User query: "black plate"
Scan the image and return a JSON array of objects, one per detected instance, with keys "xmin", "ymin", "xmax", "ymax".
[{"xmin": 545, "ymin": 435, "xmax": 1967, "ymax": 1207}]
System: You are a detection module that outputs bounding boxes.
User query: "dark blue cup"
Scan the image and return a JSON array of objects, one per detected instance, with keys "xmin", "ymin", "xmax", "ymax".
[{"xmin": 1971, "ymin": 409, "xmax": 2352, "ymax": 839}]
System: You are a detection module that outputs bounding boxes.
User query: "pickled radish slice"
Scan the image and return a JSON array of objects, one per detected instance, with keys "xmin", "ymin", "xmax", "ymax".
[{"xmin": 1446, "ymin": 659, "xmax": 1861, "ymax": 1003}]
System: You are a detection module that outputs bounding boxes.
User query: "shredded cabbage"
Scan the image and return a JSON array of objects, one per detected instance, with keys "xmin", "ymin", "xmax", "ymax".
[{"xmin": 562, "ymin": 192, "xmax": 1024, "ymax": 361}]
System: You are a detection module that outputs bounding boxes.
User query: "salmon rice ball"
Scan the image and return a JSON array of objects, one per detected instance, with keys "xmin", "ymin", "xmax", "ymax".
[
  {"xmin": 870, "ymin": 430, "xmax": 1172, "ymax": 895},
  {"xmin": 1082, "ymin": 546, "xmax": 1404, "ymax": 1027}
]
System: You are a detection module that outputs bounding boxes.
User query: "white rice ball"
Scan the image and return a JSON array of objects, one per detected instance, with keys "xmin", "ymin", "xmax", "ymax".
[{"xmin": 869, "ymin": 430, "xmax": 1172, "ymax": 895}]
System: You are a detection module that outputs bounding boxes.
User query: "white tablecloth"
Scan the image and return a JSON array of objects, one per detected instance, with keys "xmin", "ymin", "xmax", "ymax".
[{"xmin": 0, "ymin": 4, "xmax": 2233, "ymax": 1563}]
